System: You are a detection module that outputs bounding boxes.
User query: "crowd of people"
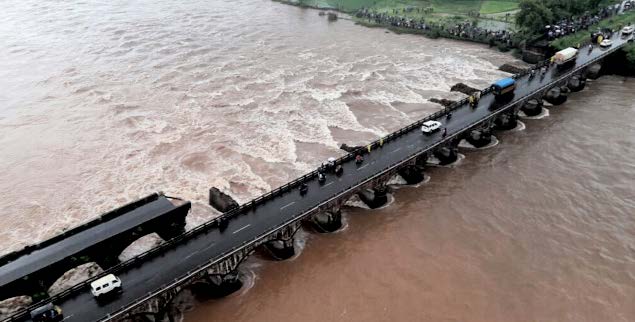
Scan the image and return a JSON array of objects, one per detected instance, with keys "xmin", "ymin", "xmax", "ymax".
[
  {"xmin": 354, "ymin": 8, "xmax": 515, "ymax": 47},
  {"xmin": 545, "ymin": 2, "xmax": 630, "ymax": 40},
  {"xmin": 355, "ymin": 1, "xmax": 633, "ymax": 48}
]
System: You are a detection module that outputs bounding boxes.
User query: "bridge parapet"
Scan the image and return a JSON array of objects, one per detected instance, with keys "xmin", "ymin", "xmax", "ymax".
[
  {"xmin": 4, "ymin": 29, "xmax": 632, "ymax": 322},
  {"xmin": 0, "ymin": 193, "xmax": 191, "ymax": 301}
]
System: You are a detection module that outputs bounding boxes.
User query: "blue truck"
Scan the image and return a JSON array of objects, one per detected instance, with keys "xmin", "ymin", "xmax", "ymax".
[{"xmin": 492, "ymin": 77, "xmax": 516, "ymax": 102}]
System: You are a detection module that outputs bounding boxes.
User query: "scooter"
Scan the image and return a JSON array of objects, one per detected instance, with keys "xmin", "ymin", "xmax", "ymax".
[
  {"xmin": 318, "ymin": 172, "xmax": 326, "ymax": 184},
  {"xmin": 446, "ymin": 112, "xmax": 452, "ymax": 120}
]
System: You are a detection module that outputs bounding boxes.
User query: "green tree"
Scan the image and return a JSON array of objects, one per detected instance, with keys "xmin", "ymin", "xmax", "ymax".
[{"xmin": 516, "ymin": 0, "xmax": 554, "ymax": 35}]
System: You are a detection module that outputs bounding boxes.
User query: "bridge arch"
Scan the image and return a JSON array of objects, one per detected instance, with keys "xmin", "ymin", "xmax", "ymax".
[
  {"xmin": 0, "ymin": 295, "xmax": 32, "ymax": 319},
  {"xmin": 118, "ymin": 233, "xmax": 165, "ymax": 262},
  {"xmin": 48, "ymin": 262, "xmax": 104, "ymax": 297}
]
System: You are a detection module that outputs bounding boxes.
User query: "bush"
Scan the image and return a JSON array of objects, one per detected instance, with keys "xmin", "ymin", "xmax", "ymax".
[{"xmin": 497, "ymin": 43, "xmax": 511, "ymax": 52}]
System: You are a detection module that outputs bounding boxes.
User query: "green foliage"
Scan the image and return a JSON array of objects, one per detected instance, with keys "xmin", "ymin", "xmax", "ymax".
[
  {"xmin": 516, "ymin": 0, "xmax": 621, "ymax": 34},
  {"xmin": 623, "ymin": 44, "xmax": 635, "ymax": 74},
  {"xmin": 625, "ymin": 44, "xmax": 635, "ymax": 63},
  {"xmin": 550, "ymin": 10, "xmax": 635, "ymax": 49},
  {"xmin": 480, "ymin": 1, "xmax": 520, "ymax": 14},
  {"xmin": 515, "ymin": 0, "xmax": 554, "ymax": 35}
]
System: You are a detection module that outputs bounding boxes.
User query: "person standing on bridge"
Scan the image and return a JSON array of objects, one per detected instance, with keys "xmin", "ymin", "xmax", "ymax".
[
  {"xmin": 355, "ymin": 154, "xmax": 364, "ymax": 164},
  {"xmin": 442, "ymin": 128, "xmax": 447, "ymax": 137}
]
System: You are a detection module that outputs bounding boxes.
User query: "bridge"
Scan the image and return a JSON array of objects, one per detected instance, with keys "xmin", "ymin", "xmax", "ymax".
[
  {"xmin": 1, "ymin": 32, "xmax": 632, "ymax": 322},
  {"xmin": 0, "ymin": 193, "xmax": 191, "ymax": 302}
]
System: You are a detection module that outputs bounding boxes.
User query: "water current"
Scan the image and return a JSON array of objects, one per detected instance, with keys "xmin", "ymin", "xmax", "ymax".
[{"xmin": 1, "ymin": 1, "xmax": 633, "ymax": 321}]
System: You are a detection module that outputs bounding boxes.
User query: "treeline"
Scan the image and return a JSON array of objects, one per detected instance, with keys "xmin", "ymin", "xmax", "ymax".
[{"xmin": 516, "ymin": 0, "xmax": 618, "ymax": 34}]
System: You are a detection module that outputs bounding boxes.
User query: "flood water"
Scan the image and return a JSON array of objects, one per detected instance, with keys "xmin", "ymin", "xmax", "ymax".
[
  {"xmin": 186, "ymin": 75, "xmax": 635, "ymax": 322},
  {"xmin": 1, "ymin": 0, "xmax": 634, "ymax": 321}
]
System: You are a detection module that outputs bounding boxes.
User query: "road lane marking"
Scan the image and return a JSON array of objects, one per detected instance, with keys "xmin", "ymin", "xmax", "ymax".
[
  {"xmin": 280, "ymin": 201, "xmax": 295, "ymax": 210},
  {"xmin": 323, "ymin": 182, "xmax": 334, "ymax": 187},
  {"xmin": 392, "ymin": 147, "xmax": 401, "ymax": 153},
  {"xmin": 232, "ymin": 224, "xmax": 251, "ymax": 235},
  {"xmin": 62, "ymin": 315, "xmax": 75, "ymax": 321},
  {"xmin": 357, "ymin": 164, "xmax": 369, "ymax": 170}
]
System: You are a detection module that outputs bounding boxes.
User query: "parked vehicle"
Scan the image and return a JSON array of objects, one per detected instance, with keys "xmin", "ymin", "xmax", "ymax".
[
  {"xmin": 491, "ymin": 77, "xmax": 516, "ymax": 102},
  {"xmin": 622, "ymin": 25, "xmax": 634, "ymax": 35},
  {"xmin": 30, "ymin": 303, "xmax": 63, "ymax": 322},
  {"xmin": 600, "ymin": 39, "xmax": 613, "ymax": 47},
  {"xmin": 90, "ymin": 274, "xmax": 122, "ymax": 300},
  {"xmin": 553, "ymin": 47, "xmax": 578, "ymax": 69},
  {"xmin": 421, "ymin": 120, "xmax": 442, "ymax": 134}
]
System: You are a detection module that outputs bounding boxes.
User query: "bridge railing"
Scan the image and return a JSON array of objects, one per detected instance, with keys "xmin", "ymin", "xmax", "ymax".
[
  {"xmin": 5, "ymin": 32, "xmax": 630, "ymax": 322},
  {"xmin": 99, "ymin": 35, "xmax": 630, "ymax": 321},
  {"xmin": 0, "ymin": 193, "xmax": 163, "ymax": 266}
]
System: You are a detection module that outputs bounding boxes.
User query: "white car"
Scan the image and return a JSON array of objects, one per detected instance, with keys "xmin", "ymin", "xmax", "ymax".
[
  {"xmin": 600, "ymin": 39, "xmax": 613, "ymax": 47},
  {"xmin": 622, "ymin": 25, "xmax": 634, "ymax": 35},
  {"xmin": 90, "ymin": 274, "xmax": 122, "ymax": 299},
  {"xmin": 421, "ymin": 120, "xmax": 442, "ymax": 134}
]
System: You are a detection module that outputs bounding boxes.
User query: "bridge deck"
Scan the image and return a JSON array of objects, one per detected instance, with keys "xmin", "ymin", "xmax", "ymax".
[
  {"xmin": 0, "ymin": 194, "xmax": 178, "ymax": 289},
  {"xmin": 5, "ymin": 34, "xmax": 631, "ymax": 322}
]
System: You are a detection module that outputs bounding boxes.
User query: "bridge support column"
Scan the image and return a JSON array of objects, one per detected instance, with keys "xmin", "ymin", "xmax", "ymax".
[
  {"xmin": 465, "ymin": 128, "xmax": 493, "ymax": 148},
  {"xmin": 263, "ymin": 238, "xmax": 295, "ymax": 260},
  {"xmin": 586, "ymin": 63, "xmax": 602, "ymax": 80},
  {"xmin": 357, "ymin": 186, "xmax": 389, "ymax": 209},
  {"xmin": 262, "ymin": 223, "xmax": 300, "ymax": 260},
  {"xmin": 493, "ymin": 112, "xmax": 518, "ymax": 131},
  {"xmin": 567, "ymin": 75, "xmax": 586, "ymax": 92},
  {"xmin": 310, "ymin": 208, "xmax": 343, "ymax": 233},
  {"xmin": 543, "ymin": 86, "xmax": 567, "ymax": 105},
  {"xmin": 415, "ymin": 153, "xmax": 428, "ymax": 167},
  {"xmin": 433, "ymin": 146, "xmax": 458, "ymax": 165},
  {"xmin": 397, "ymin": 164, "xmax": 425, "ymax": 185},
  {"xmin": 521, "ymin": 98, "xmax": 543, "ymax": 117},
  {"xmin": 190, "ymin": 249, "xmax": 252, "ymax": 299},
  {"xmin": 191, "ymin": 270, "xmax": 243, "ymax": 299}
]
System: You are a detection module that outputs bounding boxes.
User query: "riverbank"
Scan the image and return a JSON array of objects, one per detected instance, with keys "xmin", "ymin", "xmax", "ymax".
[
  {"xmin": 274, "ymin": 0, "xmax": 519, "ymax": 54},
  {"xmin": 273, "ymin": 0, "xmax": 518, "ymax": 25},
  {"xmin": 275, "ymin": 0, "xmax": 635, "ymax": 74}
]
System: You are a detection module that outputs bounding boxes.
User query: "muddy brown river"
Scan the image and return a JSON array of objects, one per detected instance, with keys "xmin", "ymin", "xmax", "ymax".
[{"xmin": 1, "ymin": 0, "xmax": 633, "ymax": 321}]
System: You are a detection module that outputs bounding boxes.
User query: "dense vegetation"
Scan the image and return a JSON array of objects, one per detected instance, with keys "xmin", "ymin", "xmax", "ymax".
[
  {"xmin": 282, "ymin": 0, "xmax": 520, "ymax": 22},
  {"xmin": 516, "ymin": 0, "xmax": 620, "ymax": 35}
]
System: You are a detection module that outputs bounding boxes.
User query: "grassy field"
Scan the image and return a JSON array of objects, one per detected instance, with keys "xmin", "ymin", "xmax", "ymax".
[
  {"xmin": 480, "ymin": 1, "xmax": 519, "ymax": 14},
  {"xmin": 286, "ymin": 0, "xmax": 519, "ymax": 15},
  {"xmin": 278, "ymin": 0, "xmax": 521, "ymax": 27}
]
